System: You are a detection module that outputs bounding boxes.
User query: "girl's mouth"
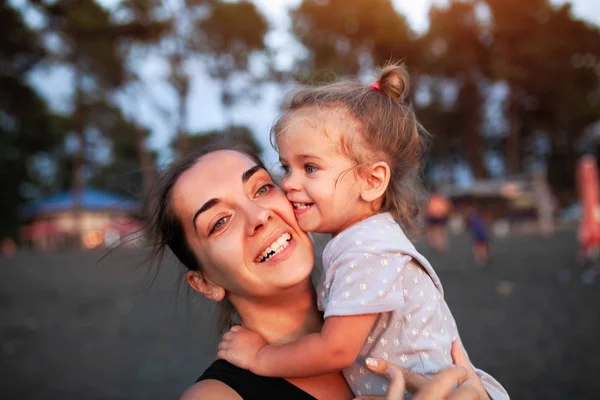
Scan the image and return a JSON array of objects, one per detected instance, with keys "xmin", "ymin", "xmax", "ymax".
[{"xmin": 292, "ymin": 202, "xmax": 314, "ymax": 215}]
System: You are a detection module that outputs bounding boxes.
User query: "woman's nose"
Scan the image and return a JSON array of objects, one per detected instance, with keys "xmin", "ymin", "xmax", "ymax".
[{"xmin": 245, "ymin": 202, "xmax": 272, "ymax": 236}]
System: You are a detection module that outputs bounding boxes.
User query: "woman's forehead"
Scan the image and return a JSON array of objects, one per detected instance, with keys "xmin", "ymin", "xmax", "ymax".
[{"xmin": 174, "ymin": 151, "xmax": 259, "ymax": 208}]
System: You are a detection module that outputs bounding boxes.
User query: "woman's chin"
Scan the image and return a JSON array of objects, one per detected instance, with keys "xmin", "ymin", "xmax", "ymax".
[{"xmin": 276, "ymin": 257, "xmax": 314, "ymax": 290}]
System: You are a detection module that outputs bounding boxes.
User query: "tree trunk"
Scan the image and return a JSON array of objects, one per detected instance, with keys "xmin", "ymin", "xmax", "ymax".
[
  {"xmin": 71, "ymin": 62, "xmax": 85, "ymax": 247},
  {"xmin": 170, "ymin": 53, "xmax": 189, "ymax": 158},
  {"xmin": 462, "ymin": 76, "xmax": 487, "ymax": 179},
  {"xmin": 505, "ymin": 86, "xmax": 520, "ymax": 176},
  {"xmin": 175, "ymin": 95, "xmax": 188, "ymax": 157},
  {"xmin": 134, "ymin": 126, "xmax": 155, "ymax": 197}
]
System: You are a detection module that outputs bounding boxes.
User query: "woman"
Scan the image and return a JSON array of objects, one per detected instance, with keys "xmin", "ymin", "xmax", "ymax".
[{"xmin": 145, "ymin": 137, "xmax": 490, "ymax": 399}]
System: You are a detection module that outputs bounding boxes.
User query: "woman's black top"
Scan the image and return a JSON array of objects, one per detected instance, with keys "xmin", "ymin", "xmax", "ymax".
[{"xmin": 196, "ymin": 360, "xmax": 317, "ymax": 400}]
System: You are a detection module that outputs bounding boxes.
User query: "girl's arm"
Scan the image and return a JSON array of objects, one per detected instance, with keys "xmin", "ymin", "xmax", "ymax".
[{"xmin": 218, "ymin": 313, "xmax": 378, "ymax": 378}]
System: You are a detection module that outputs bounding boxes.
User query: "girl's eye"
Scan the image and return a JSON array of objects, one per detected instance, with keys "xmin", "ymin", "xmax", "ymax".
[
  {"xmin": 280, "ymin": 164, "xmax": 290, "ymax": 174},
  {"xmin": 305, "ymin": 164, "xmax": 318, "ymax": 174},
  {"xmin": 255, "ymin": 184, "xmax": 273, "ymax": 197},
  {"xmin": 210, "ymin": 216, "xmax": 229, "ymax": 234}
]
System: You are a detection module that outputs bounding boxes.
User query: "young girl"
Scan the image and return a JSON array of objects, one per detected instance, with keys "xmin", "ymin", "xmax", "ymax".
[{"xmin": 218, "ymin": 65, "xmax": 509, "ymax": 399}]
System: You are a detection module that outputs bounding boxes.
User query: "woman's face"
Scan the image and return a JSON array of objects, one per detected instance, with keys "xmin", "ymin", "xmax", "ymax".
[{"xmin": 172, "ymin": 150, "xmax": 315, "ymax": 300}]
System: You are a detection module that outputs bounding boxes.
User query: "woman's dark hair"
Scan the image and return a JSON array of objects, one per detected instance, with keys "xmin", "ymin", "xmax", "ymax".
[{"xmin": 145, "ymin": 135, "xmax": 264, "ymax": 331}]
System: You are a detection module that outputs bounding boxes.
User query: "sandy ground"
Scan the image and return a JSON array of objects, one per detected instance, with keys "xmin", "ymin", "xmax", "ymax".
[{"xmin": 1, "ymin": 229, "xmax": 598, "ymax": 399}]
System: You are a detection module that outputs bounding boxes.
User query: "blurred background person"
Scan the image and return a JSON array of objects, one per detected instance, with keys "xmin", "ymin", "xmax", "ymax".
[
  {"xmin": 1, "ymin": 238, "xmax": 17, "ymax": 257},
  {"xmin": 577, "ymin": 155, "xmax": 600, "ymax": 271},
  {"xmin": 426, "ymin": 192, "xmax": 452, "ymax": 253},
  {"xmin": 532, "ymin": 171, "xmax": 557, "ymax": 238},
  {"xmin": 467, "ymin": 205, "xmax": 490, "ymax": 267}
]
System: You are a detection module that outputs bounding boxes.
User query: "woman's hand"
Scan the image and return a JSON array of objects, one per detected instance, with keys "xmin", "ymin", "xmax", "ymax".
[
  {"xmin": 445, "ymin": 341, "xmax": 491, "ymax": 400},
  {"xmin": 217, "ymin": 325, "xmax": 267, "ymax": 371},
  {"xmin": 356, "ymin": 341, "xmax": 490, "ymax": 400}
]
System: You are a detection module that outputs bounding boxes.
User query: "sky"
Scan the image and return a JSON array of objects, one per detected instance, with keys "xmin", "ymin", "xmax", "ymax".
[{"xmin": 26, "ymin": 0, "xmax": 600, "ymax": 172}]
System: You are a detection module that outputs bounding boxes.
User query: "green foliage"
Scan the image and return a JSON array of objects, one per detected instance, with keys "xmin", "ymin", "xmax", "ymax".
[
  {"xmin": 200, "ymin": 1, "xmax": 269, "ymax": 109},
  {"xmin": 5, "ymin": 0, "xmax": 600, "ymax": 233},
  {"xmin": 485, "ymin": 0, "xmax": 600, "ymax": 188},
  {"xmin": 0, "ymin": 4, "xmax": 45, "ymax": 75},
  {"xmin": 200, "ymin": 1, "xmax": 268, "ymax": 67},
  {"xmin": 424, "ymin": 1, "xmax": 491, "ymax": 78},
  {"xmin": 0, "ymin": 3, "xmax": 68, "ymax": 238},
  {"xmin": 291, "ymin": 0, "xmax": 415, "ymax": 81},
  {"xmin": 164, "ymin": 0, "xmax": 270, "ymax": 154}
]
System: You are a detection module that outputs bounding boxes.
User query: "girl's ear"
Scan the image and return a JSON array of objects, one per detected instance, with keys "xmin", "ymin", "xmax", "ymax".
[
  {"xmin": 360, "ymin": 161, "xmax": 391, "ymax": 203},
  {"xmin": 186, "ymin": 271, "xmax": 226, "ymax": 302}
]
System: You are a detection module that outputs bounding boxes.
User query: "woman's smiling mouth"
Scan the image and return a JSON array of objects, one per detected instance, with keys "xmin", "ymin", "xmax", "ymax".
[{"xmin": 256, "ymin": 233, "xmax": 292, "ymax": 263}]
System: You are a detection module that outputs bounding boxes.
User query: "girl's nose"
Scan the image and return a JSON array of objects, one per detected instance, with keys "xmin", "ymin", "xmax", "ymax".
[{"xmin": 281, "ymin": 171, "xmax": 301, "ymax": 193}]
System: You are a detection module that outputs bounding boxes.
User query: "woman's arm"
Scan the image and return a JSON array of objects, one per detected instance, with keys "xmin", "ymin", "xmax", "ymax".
[
  {"xmin": 218, "ymin": 313, "xmax": 378, "ymax": 378},
  {"xmin": 180, "ymin": 380, "xmax": 242, "ymax": 400}
]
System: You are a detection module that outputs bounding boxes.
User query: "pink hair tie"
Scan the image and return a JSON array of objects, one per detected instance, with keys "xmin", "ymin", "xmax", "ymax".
[{"xmin": 370, "ymin": 82, "xmax": 380, "ymax": 91}]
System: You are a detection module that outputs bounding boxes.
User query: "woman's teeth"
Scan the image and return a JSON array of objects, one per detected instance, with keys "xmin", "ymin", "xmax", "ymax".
[
  {"xmin": 257, "ymin": 233, "xmax": 291, "ymax": 263},
  {"xmin": 293, "ymin": 202, "xmax": 311, "ymax": 209}
]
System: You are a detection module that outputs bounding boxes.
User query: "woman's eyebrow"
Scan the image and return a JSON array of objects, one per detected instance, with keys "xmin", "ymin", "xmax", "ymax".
[
  {"xmin": 242, "ymin": 165, "xmax": 264, "ymax": 183},
  {"xmin": 192, "ymin": 165, "xmax": 266, "ymax": 232},
  {"xmin": 193, "ymin": 198, "xmax": 220, "ymax": 232}
]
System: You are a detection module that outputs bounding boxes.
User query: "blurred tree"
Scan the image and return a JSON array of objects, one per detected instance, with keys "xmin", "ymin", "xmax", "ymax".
[
  {"xmin": 162, "ymin": 0, "xmax": 270, "ymax": 157},
  {"xmin": 0, "ymin": 3, "xmax": 67, "ymax": 238},
  {"xmin": 38, "ymin": 101, "xmax": 157, "ymax": 198},
  {"xmin": 485, "ymin": 0, "xmax": 600, "ymax": 195},
  {"xmin": 33, "ymin": 0, "xmax": 126, "ymax": 204},
  {"xmin": 484, "ymin": 0, "xmax": 550, "ymax": 176},
  {"xmin": 88, "ymin": 103, "xmax": 157, "ymax": 198},
  {"xmin": 540, "ymin": 5, "xmax": 600, "ymax": 199},
  {"xmin": 27, "ymin": 0, "xmax": 169, "ymax": 230},
  {"xmin": 200, "ymin": 1, "xmax": 269, "ymax": 126},
  {"xmin": 113, "ymin": 0, "xmax": 171, "ymax": 195},
  {"xmin": 290, "ymin": 0, "xmax": 416, "ymax": 81},
  {"xmin": 416, "ymin": 83, "xmax": 463, "ymax": 185},
  {"xmin": 423, "ymin": 0, "xmax": 492, "ymax": 179}
]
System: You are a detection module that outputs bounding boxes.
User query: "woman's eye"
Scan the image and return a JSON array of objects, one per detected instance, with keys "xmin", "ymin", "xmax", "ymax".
[
  {"xmin": 210, "ymin": 216, "xmax": 229, "ymax": 234},
  {"xmin": 305, "ymin": 164, "xmax": 318, "ymax": 174},
  {"xmin": 255, "ymin": 184, "xmax": 273, "ymax": 197}
]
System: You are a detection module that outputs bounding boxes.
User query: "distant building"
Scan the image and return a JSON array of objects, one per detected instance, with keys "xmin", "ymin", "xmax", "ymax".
[
  {"xmin": 439, "ymin": 179, "xmax": 534, "ymax": 220},
  {"xmin": 20, "ymin": 189, "xmax": 144, "ymax": 251}
]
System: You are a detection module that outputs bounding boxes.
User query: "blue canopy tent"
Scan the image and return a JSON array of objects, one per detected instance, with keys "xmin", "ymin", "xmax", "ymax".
[
  {"xmin": 20, "ymin": 189, "xmax": 141, "ymax": 250},
  {"xmin": 22, "ymin": 189, "xmax": 140, "ymax": 219}
]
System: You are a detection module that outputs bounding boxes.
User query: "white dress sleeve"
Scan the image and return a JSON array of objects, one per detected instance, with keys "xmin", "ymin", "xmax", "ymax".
[{"xmin": 321, "ymin": 241, "xmax": 413, "ymax": 318}]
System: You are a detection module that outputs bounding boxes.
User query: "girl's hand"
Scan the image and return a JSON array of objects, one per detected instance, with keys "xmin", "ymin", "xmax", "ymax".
[
  {"xmin": 217, "ymin": 325, "xmax": 267, "ymax": 372},
  {"xmin": 356, "ymin": 340, "xmax": 489, "ymax": 400}
]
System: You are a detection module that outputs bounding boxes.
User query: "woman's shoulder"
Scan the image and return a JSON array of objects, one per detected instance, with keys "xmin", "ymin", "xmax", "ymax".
[
  {"xmin": 187, "ymin": 359, "xmax": 317, "ymax": 400},
  {"xmin": 181, "ymin": 360, "xmax": 243, "ymax": 400},
  {"xmin": 180, "ymin": 379, "xmax": 242, "ymax": 400}
]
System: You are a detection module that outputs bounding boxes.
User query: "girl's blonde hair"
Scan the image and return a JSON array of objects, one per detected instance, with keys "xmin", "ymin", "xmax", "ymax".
[{"xmin": 271, "ymin": 64, "xmax": 430, "ymax": 234}]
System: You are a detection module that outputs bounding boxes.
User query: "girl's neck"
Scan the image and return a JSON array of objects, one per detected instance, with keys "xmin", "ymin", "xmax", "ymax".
[
  {"xmin": 331, "ymin": 208, "xmax": 379, "ymax": 237},
  {"xmin": 230, "ymin": 279, "xmax": 322, "ymax": 345}
]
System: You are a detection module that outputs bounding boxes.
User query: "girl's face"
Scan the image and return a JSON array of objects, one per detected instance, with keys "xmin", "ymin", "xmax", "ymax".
[
  {"xmin": 277, "ymin": 107, "xmax": 373, "ymax": 236},
  {"xmin": 172, "ymin": 150, "xmax": 315, "ymax": 300}
]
